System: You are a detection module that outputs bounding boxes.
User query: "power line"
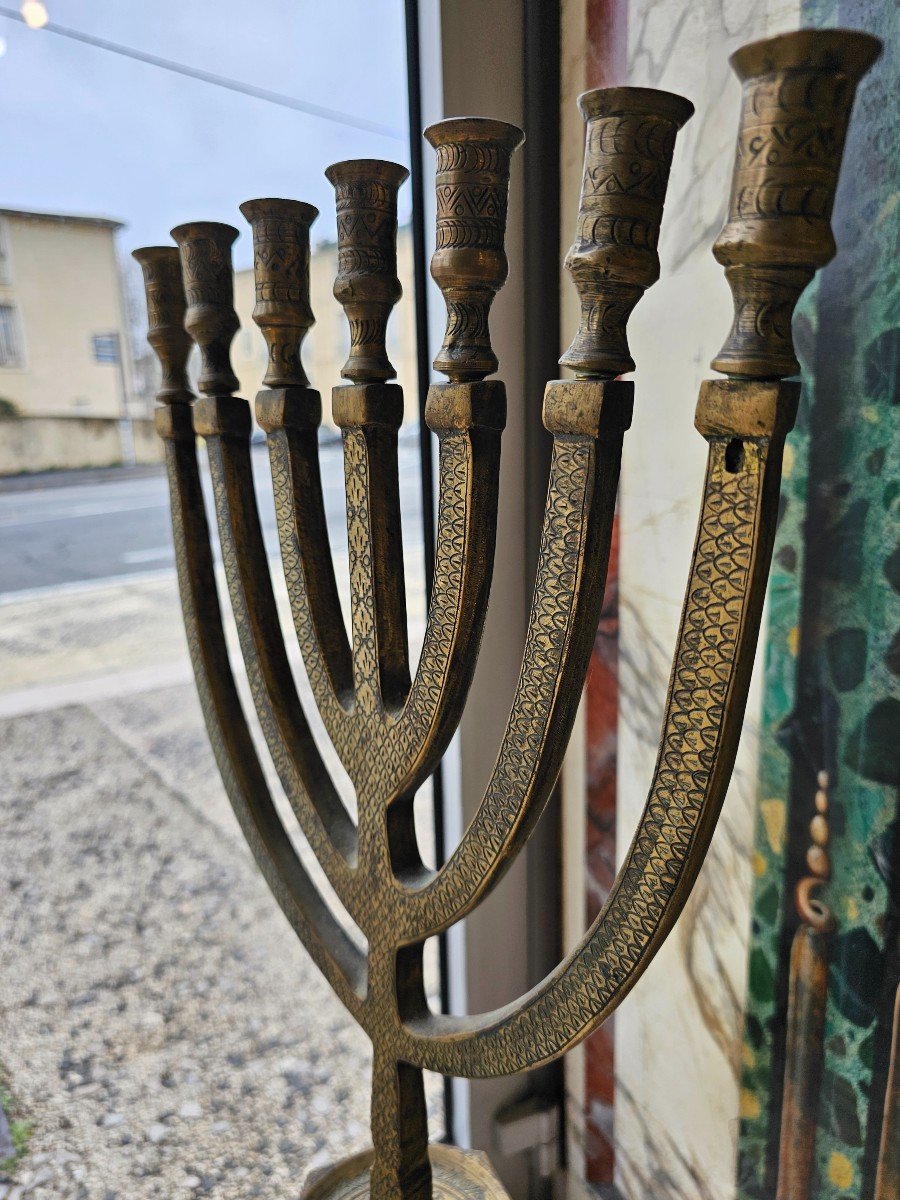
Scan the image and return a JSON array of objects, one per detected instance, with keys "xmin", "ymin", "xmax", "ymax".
[{"xmin": 0, "ymin": 5, "xmax": 403, "ymax": 140}]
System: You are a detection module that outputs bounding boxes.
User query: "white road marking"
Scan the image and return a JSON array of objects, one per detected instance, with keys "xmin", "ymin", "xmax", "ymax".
[{"xmin": 0, "ymin": 500, "xmax": 166, "ymax": 529}]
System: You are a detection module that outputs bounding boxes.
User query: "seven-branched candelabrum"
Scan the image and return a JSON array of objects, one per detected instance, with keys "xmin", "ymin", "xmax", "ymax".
[{"xmin": 133, "ymin": 29, "xmax": 879, "ymax": 1200}]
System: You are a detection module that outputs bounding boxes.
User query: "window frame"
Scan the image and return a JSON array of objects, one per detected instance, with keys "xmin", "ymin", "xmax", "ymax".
[{"xmin": 0, "ymin": 302, "xmax": 25, "ymax": 369}]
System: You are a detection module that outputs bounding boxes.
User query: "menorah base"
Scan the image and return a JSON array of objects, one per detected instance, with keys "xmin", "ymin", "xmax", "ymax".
[{"xmin": 302, "ymin": 1143, "xmax": 511, "ymax": 1200}]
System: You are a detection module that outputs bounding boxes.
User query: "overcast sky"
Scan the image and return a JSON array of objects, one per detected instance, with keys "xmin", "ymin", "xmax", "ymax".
[{"xmin": 0, "ymin": 0, "xmax": 411, "ymax": 269}]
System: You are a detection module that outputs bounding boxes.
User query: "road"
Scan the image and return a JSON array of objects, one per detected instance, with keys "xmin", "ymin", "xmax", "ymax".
[
  {"xmin": 0, "ymin": 437, "xmax": 442, "ymax": 1195},
  {"xmin": 0, "ymin": 438, "xmax": 425, "ymax": 598}
]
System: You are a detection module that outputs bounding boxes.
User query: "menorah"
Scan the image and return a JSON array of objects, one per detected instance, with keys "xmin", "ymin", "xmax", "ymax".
[{"xmin": 133, "ymin": 28, "xmax": 879, "ymax": 1200}]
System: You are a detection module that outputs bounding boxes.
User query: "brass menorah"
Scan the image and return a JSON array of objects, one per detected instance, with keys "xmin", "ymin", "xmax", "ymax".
[{"xmin": 133, "ymin": 29, "xmax": 879, "ymax": 1200}]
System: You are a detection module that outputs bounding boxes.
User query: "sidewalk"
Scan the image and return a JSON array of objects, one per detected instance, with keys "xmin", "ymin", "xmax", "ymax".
[
  {"xmin": 0, "ymin": 462, "xmax": 165, "ymax": 496},
  {"xmin": 0, "ymin": 572, "xmax": 438, "ymax": 1199}
]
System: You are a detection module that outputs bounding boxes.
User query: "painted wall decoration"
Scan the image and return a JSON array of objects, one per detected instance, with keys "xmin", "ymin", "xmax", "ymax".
[{"xmin": 737, "ymin": 2, "xmax": 898, "ymax": 1197}]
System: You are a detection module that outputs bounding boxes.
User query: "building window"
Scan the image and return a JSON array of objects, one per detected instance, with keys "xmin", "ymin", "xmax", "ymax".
[
  {"xmin": 0, "ymin": 219, "xmax": 11, "ymax": 285},
  {"xmin": 0, "ymin": 304, "xmax": 23, "ymax": 367},
  {"xmin": 92, "ymin": 332, "xmax": 120, "ymax": 363}
]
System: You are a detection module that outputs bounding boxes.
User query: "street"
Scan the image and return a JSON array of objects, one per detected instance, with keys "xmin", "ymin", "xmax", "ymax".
[
  {"xmin": 0, "ymin": 439, "xmax": 425, "ymax": 597},
  {"xmin": 0, "ymin": 440, "xmax": 437, "ymax": 1198}
]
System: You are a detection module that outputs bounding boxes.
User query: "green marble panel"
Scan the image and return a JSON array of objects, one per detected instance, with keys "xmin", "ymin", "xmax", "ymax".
[{"xmin": 737, "ymin": 2, "xmax": 898, "ymax": 1197}]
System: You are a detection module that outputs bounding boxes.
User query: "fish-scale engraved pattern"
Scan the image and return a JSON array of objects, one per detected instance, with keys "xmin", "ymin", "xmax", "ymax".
[
  {"xmin": 393, "ymin": 434, "xmax": 469, "ymax": 751},
  {"xmin": 165, "ymin": 439, "xmax": 364, "ymax": 1018},
  {"xmin": 343, "ymin": 428, "xmax": 380, "ymax": 716},
  {"xmin": 399, "ymin": 437, "xmax": 595, "ymax": 937},
  {"xmin": 402, "ymin": 440, "xmax": 767, "ymax": 1076},
  {"xmin": 205, "ymin": 437, "xmax": 359, "ymax": 910},
  {"xmin": 352, "ymin": 433, "xmax": 471, "ymax": 797},
  {"xmin": 267, "ymin": 430, "xmax": 348, "ymax": 741}
]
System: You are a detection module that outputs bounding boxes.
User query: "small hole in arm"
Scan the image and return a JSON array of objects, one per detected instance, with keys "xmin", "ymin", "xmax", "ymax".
[{"xmin": 724, "ymin": 438, "xmax": 745, "ymax": 474}]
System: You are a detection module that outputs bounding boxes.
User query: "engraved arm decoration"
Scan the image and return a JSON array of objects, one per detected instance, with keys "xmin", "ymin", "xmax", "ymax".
[
  {"xmin": 132, "ymin": 247, "xmax": 365, "ymax": 1013},
  {"xmin": 168, "ymin": 221, "xmax": 360, "ymax": 909},
  {"xmin": 401, "ymin": 90, "xmax": 692, "ymax": 931},
  {"xmin": 241, "ymin": 198, "xmax": 355, "ymax": 741},
  {"xmin": 397, "ymin": 34, "xmax": 880, "ymax": 1076}
]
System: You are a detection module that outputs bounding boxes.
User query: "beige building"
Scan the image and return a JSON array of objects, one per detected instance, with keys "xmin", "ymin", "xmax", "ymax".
[
  {"xmin": 0, "ymin": 208, "xmax": 135, "ymax": 420},
  {"xmin": 232, "ymin": 224, "xmax": 419, "ymax": 428},
  {"xmin": 0, "ymin": 207, "xmax": 156, "ymax": 474}
]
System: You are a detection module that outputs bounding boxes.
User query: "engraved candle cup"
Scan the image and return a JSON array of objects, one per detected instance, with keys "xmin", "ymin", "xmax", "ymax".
[
  {"xmin": 131, "ymin": 246, "xmax": 193, "ymax": 405},
  {"xmin": 171, "ymin": 221, "xmax": 241, "ymax": 397},
  {"xmin": 240, "ymin": 198, "xmax": 319, "ymax": 390},
  {"xmin": 711, "ymin": 28, "xmax": 882, "ymax": 379},
  {"xmin": 560, "ymin": 87, "xmax": 694, "ymax": 378},
  {"xmin": 324, "ymin": 159, "xmax": 409, "ymax": 384},
  {"xmin": 425, "ymin": 117, "xmax": 525, "ymax": 382}
]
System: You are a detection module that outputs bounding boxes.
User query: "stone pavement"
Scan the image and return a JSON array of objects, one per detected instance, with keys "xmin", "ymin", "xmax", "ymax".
[{"xmin": 0, "ymin": 568, "xmax": 439, "ymax": 1199}]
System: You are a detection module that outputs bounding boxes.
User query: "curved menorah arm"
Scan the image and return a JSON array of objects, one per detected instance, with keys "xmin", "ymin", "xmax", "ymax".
[
  {"xmin": 161, "ymin": 401, "xmax": 367, "ymax": 1015},
  {"xmin": 396, "ymin": 83, "xmax": 691, "ymax": 930},
  {"xmin": 171, "ymin": 223, "xmax": 361, "ymax": 912},
  {"xmin": 240, "ymin": 198, "xmax": 354, "ymax": 741},
  {"xmin": 379, "ymin": 382, "xmax": 504, "ymax": 807},
  {"xmin": 364, "ymin": 119, "xmax": 518, "ymax": 807},
  {"xmin": 399, "ymin": 380, "xmax": 799, "ymax": 1074},
  {"xmin": 196, "ymin": 399, "xmax": 360, "ymax": 875},
  {"xmin": 132, "ymin": 246, "xmax": 365, "ymax": 1015},
  {"xmin": 333, "ymin": 383, "xmax": 411, "ymax": 717},
  {"xmin": 398, "ymin": 24, "xmax": 880, "ymax": 1073},
  {"xmin": 324, "ymin": 162, "xmax": 412, "ymax": 721},
  {"xmin": 398, "ymin": 381, "xmax": 632, "ymax": 934},
  {"xmin": 260, "ymin": 394, "xmax": 355, "ymax": 733}
]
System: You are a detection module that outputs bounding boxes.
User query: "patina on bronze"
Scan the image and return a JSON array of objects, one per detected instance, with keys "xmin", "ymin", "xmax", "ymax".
[
  {"xmin": 326, "ymin": 159, "xmax": 409, "ymax": 384},
  {"xmin": 132, "ymin": 28, "xmax": 879, "ymax": 1200},
  {"xmin": 712, "ymin": 30, "xmax": 881, "ymax": 378},
  {"xmin": 239, "ymin": 197, "xmax": 318, "ymax": 389},
  {"xmin": 560, "ymin": 86, "xmax": 693, "ymax": 377}
]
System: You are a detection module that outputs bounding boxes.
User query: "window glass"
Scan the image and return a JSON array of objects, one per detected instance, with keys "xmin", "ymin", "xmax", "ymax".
[{"xmin": 0, "ymin": 5, "xmax": 440, "ymax": 1193}]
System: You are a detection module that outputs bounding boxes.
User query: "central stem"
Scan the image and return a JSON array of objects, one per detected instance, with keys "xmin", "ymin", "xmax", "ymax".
[{"xmin": 369, "ymin": 1047, "xmax": 431, "ymax": 1200}]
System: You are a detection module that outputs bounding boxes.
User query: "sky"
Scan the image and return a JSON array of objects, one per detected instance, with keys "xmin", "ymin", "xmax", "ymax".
[{"xmin": 0, "ymin": 0, "xmax": 412, "ymax": 269}]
